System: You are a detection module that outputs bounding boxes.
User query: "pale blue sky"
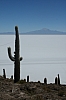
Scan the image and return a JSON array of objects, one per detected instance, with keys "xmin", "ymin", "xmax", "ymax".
[{"xmin": 0, "ymin": 0, "xmax": 66, "ymax": 33}]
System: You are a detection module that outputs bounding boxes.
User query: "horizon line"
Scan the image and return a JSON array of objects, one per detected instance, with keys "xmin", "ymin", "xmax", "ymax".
[{"xmin": 0, "ymin": 28, "xmax": 66, "ymax": 33}]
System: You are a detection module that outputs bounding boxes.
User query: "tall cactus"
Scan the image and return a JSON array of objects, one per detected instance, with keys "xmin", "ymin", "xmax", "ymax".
[{"xmin": 7, "ymin": 26, "xmax": 23, "ymax": 83}]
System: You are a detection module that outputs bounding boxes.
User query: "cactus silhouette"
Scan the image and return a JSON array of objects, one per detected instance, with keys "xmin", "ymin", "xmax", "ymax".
[
  {"xmin": 58, "ymin": 74, "xmax": 60, "ymax": 85},
  {"xmin": 27, "ymin": 75, "xmax": 29, "ymax": 82},
  {"xmin": 55, "ymin": 77, "xmax": 57, "ymax": 84},
  {"xmin": 7, "ymin": 26, "xmax": 23, "ymax": 83},
  {"xmin": 44, "ymin": 78, "xmax": 47, "ymax": 84},
  {"xmin": 3, "ymin": 69, "xmax": 6, "ymax": 79}
]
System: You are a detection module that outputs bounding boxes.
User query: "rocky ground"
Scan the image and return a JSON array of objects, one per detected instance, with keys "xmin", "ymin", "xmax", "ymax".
[{"xmin": 0, "ymin": 76, "xmax": 66, "ymax": 100}]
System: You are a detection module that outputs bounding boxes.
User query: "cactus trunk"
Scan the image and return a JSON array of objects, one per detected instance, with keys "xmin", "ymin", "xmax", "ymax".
[{"xmin": 7, "ymin": 26, "xmax": 22, "ymax": 83}]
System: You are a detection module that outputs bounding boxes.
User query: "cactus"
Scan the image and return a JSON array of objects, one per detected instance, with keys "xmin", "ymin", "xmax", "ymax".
[
  {"xmin": 55, "ymin": 77, "xmax": 57, "ymax": 84},
  {"xmin": 58, "ymin": 74, "xmax": 60, "ymax": 85},
  {"xmin": 44, "ymin": 78, "xmax": 47, "ymax": 84},
  {"xmin": 7, "ymin": 26, "xmax": 23, "ymax": 83},
  {"xmin": 27, "ymin": 75, "xmax": 29, "ymax": 82},
  {"xmin": 3, "ymin": 69, "xmax": 6, "ymax": 79},
  {"xmin": 38, "ymin": 80, "xmax": 40, "ymax": 83},
  {"xmin": 11, "ymin": 75, "xmax": 13, "ymax": 80}
]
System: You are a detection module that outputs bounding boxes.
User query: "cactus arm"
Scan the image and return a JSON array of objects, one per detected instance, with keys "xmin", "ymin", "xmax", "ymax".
[
  {"xmin": 8, "ymin": 47, "xmax": 15, "ymax": 61},
  {"xmin": 20, "ymin": 57, "xmax": 23, "ymax": 61}
]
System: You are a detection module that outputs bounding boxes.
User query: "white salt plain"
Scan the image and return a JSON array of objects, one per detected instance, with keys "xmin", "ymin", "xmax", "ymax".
[{"xmin": 0, "ymin": 35, "xmax": 66, "ymax": 84}]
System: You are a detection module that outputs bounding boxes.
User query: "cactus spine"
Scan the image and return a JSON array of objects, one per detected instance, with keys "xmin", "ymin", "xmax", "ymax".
[{"xmin": 7, "ymin": 26, "xmax": 22, "ymax": 83}]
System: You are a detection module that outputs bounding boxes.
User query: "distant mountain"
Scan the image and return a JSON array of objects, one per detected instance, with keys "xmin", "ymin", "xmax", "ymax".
[
  {"xmin": 22, "ymin": 28, "xmax": 66, "ymax": 35},
  {"xmin": 0, "ymin": 28, "xmax": 66, "ymax": 35},
  {"xmin": 0, "ymin": 32, "xmax": 14, "ymax": 35}
]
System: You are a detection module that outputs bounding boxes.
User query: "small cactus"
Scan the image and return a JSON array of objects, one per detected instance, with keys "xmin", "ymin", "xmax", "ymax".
[
  {"xmin": 44, "ymin": 78, "xmax": 47, "ymax": 84},
  {"xmin": 38, "ymin": 81, "xmax": 40, "ymax": 83},
  {"xmin": 3, "ymin": 69, "xmax": 6, "ymax": 79},
  {"xmin": 27, "ymin": 75, "xmax": 29, "ymax": 82},
  {"xmin": 11, "ymin": 75, "xmax": 13, "ymax": 80},
  {"xmin": 55, "ymin": 77, "xmax": 57, "ymax": 84},
  {"xmin": 58, "ymin": 74, "xmax": 60, "ymax": 85}
]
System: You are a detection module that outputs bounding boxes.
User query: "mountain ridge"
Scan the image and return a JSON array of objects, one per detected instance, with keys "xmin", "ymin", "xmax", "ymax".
[{"xmin": 0, "ymin": 28, "xmax": 66, "ymax": 35}]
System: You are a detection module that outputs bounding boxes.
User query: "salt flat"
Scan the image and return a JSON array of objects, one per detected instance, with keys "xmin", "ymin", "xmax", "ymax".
[{"xmin": 0, "ymin": 35, "xmax": 66, "ymax": 84}]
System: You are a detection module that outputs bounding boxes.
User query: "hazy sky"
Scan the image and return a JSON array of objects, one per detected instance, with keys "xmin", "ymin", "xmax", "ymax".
[{"xmin": 0, "ymin": 0, "xmax": 66, "ymax": 33}]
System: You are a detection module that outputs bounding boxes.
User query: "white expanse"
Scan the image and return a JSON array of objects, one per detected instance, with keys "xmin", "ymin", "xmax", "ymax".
[{"xmin": 0, "ymin": 35, "xmax": 66, "ymax": 84}]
